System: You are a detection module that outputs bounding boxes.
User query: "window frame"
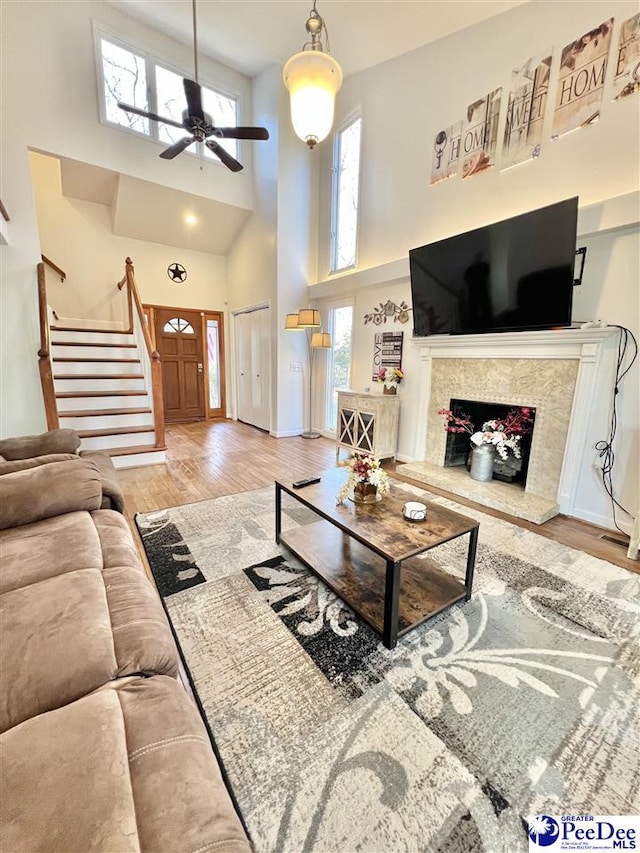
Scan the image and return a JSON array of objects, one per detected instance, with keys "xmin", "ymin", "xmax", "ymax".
[
  {"xmin": 324, "ymin": 298, "xmax": 355, "ymax": 432},
  {"xmin": 94, "ymin": 25, "xmax": 240, "ymax": 165},
  {"xmin": 329, "ymin": 112, "xmax": 363, "ymax": 275}
]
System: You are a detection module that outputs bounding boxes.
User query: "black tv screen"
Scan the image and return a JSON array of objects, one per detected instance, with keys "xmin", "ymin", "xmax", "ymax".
[{"xmin": 409, "ymin": 197, "xmax": 578, "ymax": 336}]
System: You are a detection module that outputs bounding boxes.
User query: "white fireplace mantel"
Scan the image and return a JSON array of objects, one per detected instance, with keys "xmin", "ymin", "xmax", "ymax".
[{"xmin": 405, "ymin": 326, "xmax": 617, "ymax": 522}]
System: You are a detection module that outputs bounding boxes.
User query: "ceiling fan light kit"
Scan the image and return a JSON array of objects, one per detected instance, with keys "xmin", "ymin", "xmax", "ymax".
[
  {"xmin": 283, "ymin": 1, "xmax": 343, "ymax": 149},
  {"xmin": 117, "ymin": 0, "xmax": 268, "ymax": 172}
]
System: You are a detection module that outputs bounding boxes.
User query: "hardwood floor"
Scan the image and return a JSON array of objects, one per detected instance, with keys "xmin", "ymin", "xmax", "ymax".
[{"xmin": 117, "ymin": 419, "xmax": 639, "ymax": 575}]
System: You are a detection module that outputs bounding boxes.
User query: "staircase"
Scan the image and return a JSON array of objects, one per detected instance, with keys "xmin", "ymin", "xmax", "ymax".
[
  {"xmin": 38, "ymin": 258, "xmax": 167, "ymax": 469},
  {"xmin": 50, "ymin": 328, "xmax": 166, "ymax": 467}
]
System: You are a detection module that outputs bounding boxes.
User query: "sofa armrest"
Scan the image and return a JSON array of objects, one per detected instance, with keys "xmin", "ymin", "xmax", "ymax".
[
  {"xmin": 0, "ymin": 429, "xmax": 81, "ymax": 461},
  {"xmin": 79, "ymin": 451, "xmax": 125, "ymax": 514},
  {"xmin": 0, "ymin": 459, "xmax": 102, "ymax": 530}
]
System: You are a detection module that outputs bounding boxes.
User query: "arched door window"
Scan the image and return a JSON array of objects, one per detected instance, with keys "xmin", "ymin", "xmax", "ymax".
[{"xmin": 163, "ymin": 317, "xmax": 195, "ymax": 334}]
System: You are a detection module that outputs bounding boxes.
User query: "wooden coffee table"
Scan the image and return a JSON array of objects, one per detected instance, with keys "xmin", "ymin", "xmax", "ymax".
[{"xmin": 275, "ymin": 467, "xmax": 479, "ymax": 649}]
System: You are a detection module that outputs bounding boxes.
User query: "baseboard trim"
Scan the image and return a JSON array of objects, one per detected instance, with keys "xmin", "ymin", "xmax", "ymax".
[
  {"xmin": 571, "ymin": 507, "xmax": 631, "ymax": 536},
  {"xmin": 271, "ymin": 429, "xmax": 303, "ymax": 438}
]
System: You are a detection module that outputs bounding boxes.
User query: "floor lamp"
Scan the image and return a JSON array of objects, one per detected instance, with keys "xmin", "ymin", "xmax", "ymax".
[{"xmin": 285, "ymin": 310, "xmax": 331, "ymax": 439}]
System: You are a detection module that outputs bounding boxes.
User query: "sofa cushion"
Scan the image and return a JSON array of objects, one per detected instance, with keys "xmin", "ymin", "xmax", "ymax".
[
  {"xmin": 0, "ymin": 458, "xmax": 102, "ymax": 530},
  {"xmin": 0, "ymin": 428, "xmax": 80, "ymax": 461},
  {"xmin": 0, "ymin": 676, "xmax": 252, "ymax": 853},
  {"xmin": 0, "ymin": 452, "xmax": 77, "ymax": 474},
  {"xmin": 1, "ymin": 511, "xmax": 102, "ymax": 593},
  {"xmin": 0, "ymin": 562, "xmax": 179, "ymax": 732}
]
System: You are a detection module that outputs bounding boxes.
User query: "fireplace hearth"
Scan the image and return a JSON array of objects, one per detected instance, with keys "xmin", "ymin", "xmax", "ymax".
[{"xmin": 444, "ymin": 399, "xmax": 536, "ymax": 485}]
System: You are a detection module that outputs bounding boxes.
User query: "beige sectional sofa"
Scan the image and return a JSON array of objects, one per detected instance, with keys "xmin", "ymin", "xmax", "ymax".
[{"xmin": 0, "ymin": 436, "xmax": 251, "ymax": 852}]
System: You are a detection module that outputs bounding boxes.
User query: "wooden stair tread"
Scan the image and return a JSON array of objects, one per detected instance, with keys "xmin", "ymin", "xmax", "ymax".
[
  {"xmin": 58, "ymin": 407, "xmax": 152, "ymax": 418},
  {"xmin": 51, "ymin": 326, "xmax": 133, "ymax": 334},
  {"xmin": 54, "ymin": 373, "xmax": 145, "ymax": 380},
  {"xmin": 55, "ymin": 391, "xmax": 148, "ymax": 398},
  {"xmin": 53, "ymin": 357, "xmax": 141, "ymax": 363},
  {"xmin": 52, "ymin": 341, "xmax": 137, "ymax": 348},
  {"xmin": 108, "ymin": 444, "xmax": 167, "ymax": 457},
  {"xmin": 78, "ymin": 426, "xmax": 154, "ymax": 438}
]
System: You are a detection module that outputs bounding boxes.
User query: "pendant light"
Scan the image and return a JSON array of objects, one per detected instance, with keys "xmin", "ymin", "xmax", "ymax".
[{"xmin": 283, "ymin": 1, "xmax": 343, "ymax": 149}]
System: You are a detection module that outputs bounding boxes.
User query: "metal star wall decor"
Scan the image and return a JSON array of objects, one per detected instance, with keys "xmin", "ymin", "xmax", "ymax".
[{"xmin": 168, "ymin": 263, "xmax": 187, "ymax": 282}]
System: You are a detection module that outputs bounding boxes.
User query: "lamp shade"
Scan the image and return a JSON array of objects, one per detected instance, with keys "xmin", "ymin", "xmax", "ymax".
[
  {"xmin": 311, "ymin": 331, "xmax": 331, "ymax": 348},
  {"xmin": 283, "ymin": 51, "xmax": 343, "ymax": 148},
  {"xmin": 297, "ymin": 308, "xmax": 321, "ymax": 327},
  {"xmin": 285, "ymin": 313, "xmax": 301, "ymax": 330}
]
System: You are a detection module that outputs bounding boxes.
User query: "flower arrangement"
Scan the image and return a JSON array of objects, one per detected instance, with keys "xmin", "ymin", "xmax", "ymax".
[
  {"xmin": 336, "ymin": 452, "xmax": 390, "ymax": 505},
  {"xmin": 438, "ymin": 407, "xmax": 534, "ymax": 461},
  {"xmin": 376, "ymin": 367, "xmax": 404, "ymax": 387}
]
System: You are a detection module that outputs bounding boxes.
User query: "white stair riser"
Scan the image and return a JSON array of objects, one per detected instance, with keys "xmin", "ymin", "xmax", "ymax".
[
  {"xmin": 50, "ymin": 330, "xmax": 134, "ymax": 346},
  {"xmin": 52, "ymin": 345, "xmax": 139, "ymax": 360},
  {"xmin": 112, "ymin": 450, "xmax": 167, "ymax": 469},
  {"xmin": 80, "ymin": 431, "xmax": 156, "ymax": 451},
  {"xmin": 57, "ymin": 394, "xmax": 150, "ymax": 411},
  {"xmin": 59, "ymin": 413, "xmax": 154, "ymax": 431},
  {"xmin": 54, "ymin": 378, "xmax": 146, "ymax": 392},
  {"xmin": 53, "ymin": 361, "xmax": 142, "ymax": 377}
]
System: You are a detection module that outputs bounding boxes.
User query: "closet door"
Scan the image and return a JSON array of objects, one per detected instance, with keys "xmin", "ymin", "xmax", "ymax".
[
  {"xmin": 235, "ymin": 308, "xmax": 271, "ymax": 431},
  {"xmin": 235, "ymin": 312, "xmax": 253, "ymax": 425}
]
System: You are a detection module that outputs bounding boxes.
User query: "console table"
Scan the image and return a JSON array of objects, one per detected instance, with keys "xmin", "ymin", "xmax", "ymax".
[{"xmin": 336, "ymin": 390, "xmax": 400, "ymax": 461}]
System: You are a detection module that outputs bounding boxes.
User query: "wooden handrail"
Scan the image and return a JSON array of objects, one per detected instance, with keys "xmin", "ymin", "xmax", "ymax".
[
  {"xmin": 36, "ymin": 262, "xmax": 59, "ymax": 429},
  {"xmin": 41, "ymin": 254, "xmax": 66, "ymax": 282},
  {"xmin": 0, "ymin": 199, "xmax": 9, "ymax": 222},
  {"xmin": 119, "ymin": 257, "xmax": 165, "ymax": 448}
]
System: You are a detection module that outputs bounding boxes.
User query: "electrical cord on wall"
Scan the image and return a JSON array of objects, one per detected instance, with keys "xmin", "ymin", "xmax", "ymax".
[{"xmin": 594, "ymin": 324, "xmax": 638, "ymax": 534}]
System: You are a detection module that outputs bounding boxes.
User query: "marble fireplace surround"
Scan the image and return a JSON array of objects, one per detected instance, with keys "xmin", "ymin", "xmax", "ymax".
[{"xmin": 397, "ymin": 327, "xmax": 616, "ymax": 524}]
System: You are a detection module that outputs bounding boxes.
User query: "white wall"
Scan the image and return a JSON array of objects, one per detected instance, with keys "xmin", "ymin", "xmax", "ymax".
[
  {"xmin": 227, "ymin": 66, "xmax": 319, "ymax": 438},
  {"xmin": 31, "ymin": 152, "xmax": 227, "ymax": 323},
  {"xmin": 317, "ymin": 0, "xmax": 639, "ymax": 276},
  {"xmin": 0, "ymin": 0, "xmax": 253, "ymax": 438},
  {"xmin": 312, "ymin": 0, "xmax": 639, "ymax": 533}
]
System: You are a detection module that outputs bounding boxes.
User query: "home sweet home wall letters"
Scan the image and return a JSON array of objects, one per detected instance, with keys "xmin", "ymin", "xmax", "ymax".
[{"xmin": 430, "ymin": 11, "xmax": 636, "ymax": 185}]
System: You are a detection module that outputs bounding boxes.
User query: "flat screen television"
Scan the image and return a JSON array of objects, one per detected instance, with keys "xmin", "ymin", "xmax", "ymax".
[{"xmin": 409, "ymin": 197, "xmax": 578, "ymax": 336}]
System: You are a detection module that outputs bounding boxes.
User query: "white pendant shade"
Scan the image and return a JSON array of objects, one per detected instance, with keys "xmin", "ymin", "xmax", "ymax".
[{"xmin": 283, "ymin": 50, "xmax": 343, "ymax": 148}]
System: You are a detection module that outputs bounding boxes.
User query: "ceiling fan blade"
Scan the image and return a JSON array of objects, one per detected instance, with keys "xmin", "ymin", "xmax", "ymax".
[
  {"xmin": 118, "ymin": 102, "xmax": 185, "ymax": 130},
  {"xmin": 205, "ymin": 139, "xmax": 243, "ymax": 172},
  {"xmin": 183, "ymin": 78, "xmax": 204, "ymax": 121},
  {"xmin": 213, "ymin": 127, "xmax": 270, "ymax": 141},
  {"xmin": 159, "ymin": 137, "xmax": 195, "ymax": 159}
]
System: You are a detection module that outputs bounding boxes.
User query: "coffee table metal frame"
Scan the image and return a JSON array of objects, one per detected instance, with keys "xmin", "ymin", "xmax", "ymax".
[{"xmin": 275, "ymin": 471, "xmax": 479, "ymax": 650}]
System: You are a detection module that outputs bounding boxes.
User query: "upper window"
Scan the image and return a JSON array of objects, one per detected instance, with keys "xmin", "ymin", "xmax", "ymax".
[
  {"xmin": 98, "ymin": 36, "xmax": 238, "ymax": 161},
  {"xmin": 330, "ymin": 116, "xmax": 362, "ymax": 273},
  {"xmin": 164, "ymin": 318, "xmax": 195, "ymax": 334}
]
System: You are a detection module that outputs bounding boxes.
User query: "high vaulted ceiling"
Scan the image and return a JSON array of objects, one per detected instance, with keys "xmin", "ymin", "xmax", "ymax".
[
  {"xmin": 58, "ymin": 1, "xmax": 529, "ymax": 255},
  {"xmin": 105, "ymin": 0, "xmax": 528, "ymax": 79}
]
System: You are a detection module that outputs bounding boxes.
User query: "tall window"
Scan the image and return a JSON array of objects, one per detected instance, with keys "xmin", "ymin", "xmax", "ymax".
[
  {"xmin": 325, "ymin": 303, "xmax": 354, "ymax": 431},
  {"xmin": 330, "ymin": 116, "xmax": 362, "ymax": 272},
  {"xmin": 98, "ymin": 36, "xmax": 238, "ymax": 160}
]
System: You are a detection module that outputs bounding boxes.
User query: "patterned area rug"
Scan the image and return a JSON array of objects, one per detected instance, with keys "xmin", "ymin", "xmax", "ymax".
[{"xmin": 135, "ymin": 484, "xmax": 639, "ymax": 853}]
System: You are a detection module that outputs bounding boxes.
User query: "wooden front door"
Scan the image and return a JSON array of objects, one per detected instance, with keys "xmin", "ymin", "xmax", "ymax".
[{"xmin": 154, "ymin": 308, "xmax": 205, "ymax": 422}]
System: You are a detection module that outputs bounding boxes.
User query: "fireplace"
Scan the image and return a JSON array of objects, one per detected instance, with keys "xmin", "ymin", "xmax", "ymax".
[
  {"xmin": 444, "ymin": 399, "xmax": 537, "ymax": 485},
  {"xmin": 396, "ymin": 327, "xmax": 617, "ymax": 524}
]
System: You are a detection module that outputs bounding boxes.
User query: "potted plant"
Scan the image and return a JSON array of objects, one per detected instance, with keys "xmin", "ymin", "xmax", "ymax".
[
  {"xmin": 376, "ymin": 366, "xmax": 404, "ymax": 395},
  {"xmin": 336, "ymin": 452, "xmax": 391, "ymax": 504},
  {"xmin": 438, "ymin": 407, "xmax": 534, "ymax": 482}
]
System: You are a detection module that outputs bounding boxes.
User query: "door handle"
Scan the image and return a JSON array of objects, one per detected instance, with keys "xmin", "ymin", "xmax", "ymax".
[{"xmin": 198, "ymin": 363, "xmax": 203, "ymax": 373}]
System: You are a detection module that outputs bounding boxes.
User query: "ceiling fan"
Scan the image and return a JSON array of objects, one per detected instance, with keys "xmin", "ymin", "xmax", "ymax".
[{"xmin": 117, "ymin": 0, "xmax": 268, "ymax": 172}]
